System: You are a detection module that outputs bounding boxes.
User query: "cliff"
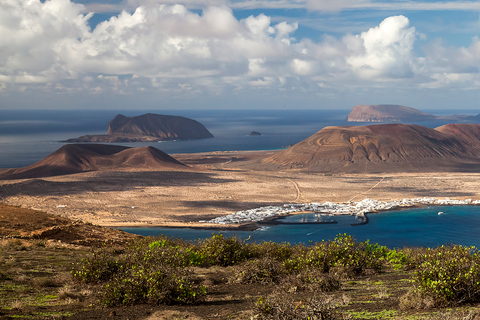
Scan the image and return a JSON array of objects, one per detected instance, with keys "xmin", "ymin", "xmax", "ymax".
[
  {"xmin": 346, "ymin": 105, "xmax": 437, "ymax": 122},
  {"xmin": 346, "ymin": 104, "xmax": 480, "ymax": 123},
  {"xmin": 66, "ymin": 113, "xmax": 214, "ymax": 143}
]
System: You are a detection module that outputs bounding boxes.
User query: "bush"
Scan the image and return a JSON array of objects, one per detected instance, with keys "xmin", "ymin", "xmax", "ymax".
[
  {"xmin": 283, "ymin": 234, "xmax": 386, "ymax": 277},
  {"xmin": 250, "ymin": 241, "xmax": 293, "ymax": 261},
  {"xmin": 254, "ymin": 294, "xmax": 342, "ymax": 320},
  {"xmin": 72, "ymin": 239, "xmax": 207, "ymax": 306},
  {"xmin": 103, "ymin": 264, "xmax": 206, "ymax": 306},
  {"xmin": 412, "ymin": 245, "xmax": 480, "ymax": 306},
  {"xmin": 281, "ymin": 268, "xmax": 341, "ymax": 293},
  {"xmin": 198, "ymin": 234, "xmax": 251, "ymax": 266},
  {"xmin": 71, "ymin": 248, "xmax": 122, "ymax": 283},
  {"xmin": 232, "ymin": 257, "xmax": 286, "ymax": 284}
]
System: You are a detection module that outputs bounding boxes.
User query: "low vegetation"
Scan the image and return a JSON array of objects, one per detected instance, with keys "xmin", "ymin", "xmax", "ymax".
[{"xmin": 3, "ymin": 233, "xmax": 480, "ymax": 319}]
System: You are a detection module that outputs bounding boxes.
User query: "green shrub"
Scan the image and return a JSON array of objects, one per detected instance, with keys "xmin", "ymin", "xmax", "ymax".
[
  {"xmin": 254, "ymin": 294, "xmax": 342, "ymax": 320},
  {"xmin": 198, "ymin": 234, "xmax": 251, "ymax": 266},
  {"xmin": 232, "ymin": 257, "xmax": 286, "ymax": 284},
  {"xmin": 281, "ymin": 268, "xmax": 341, "ymax": 293},
  {"xmin": 103, "ymin": 264, "xmax": 206, "ymax": 306},
  {"xmin": 412, "ymin": 245, "xmax": 480, "ymax": 306},
  {"xmin": 71, "ymin": 248, "xmax": 121, "ymax": 283},
  {"xmin": 72, "ymin": 239, "xmax": 207, "ymax": 306},
  {"xmin": 250, "ymin": 241, "xmax": 293, "ymax": 261},
  {"xmin": 283, "ymin": 234, "xmax": 386, "ymax": 277}
]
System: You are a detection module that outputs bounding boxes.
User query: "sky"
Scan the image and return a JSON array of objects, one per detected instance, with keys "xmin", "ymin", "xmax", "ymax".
[{"xmin": 1, "ymin": 0, "xmax": 480, "ymax": 110}]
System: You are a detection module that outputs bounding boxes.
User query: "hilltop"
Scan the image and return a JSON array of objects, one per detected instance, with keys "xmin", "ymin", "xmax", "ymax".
[
  {"xmin": 66, "ymin": 113, "xmax": 214, "ymax": 142},
  {"xmin": 261, "ymin": 123, "xmax": 480, "ymax": 173},
  {"xmin": 0, "ymin": 144, "xmax": 186, "ymax": 180}
]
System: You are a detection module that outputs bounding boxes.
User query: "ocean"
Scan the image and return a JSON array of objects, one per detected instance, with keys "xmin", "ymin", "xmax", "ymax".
[
  {"xmin": 120, "ymin": 206, "xmax": 480, "ymax": 249},
  {"xmin": 0, "ymin": 108, "xmax": 473, "ymax": 168},
  {"xmin": 1, "ymin": 108, "xmax": 480, "ymax": 248}
]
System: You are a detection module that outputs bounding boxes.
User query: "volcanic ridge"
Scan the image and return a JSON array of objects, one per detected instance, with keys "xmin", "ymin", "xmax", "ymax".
[
  {"xmin": 262, "ymin": 123, "xmax": 480, "ymax": 173},
  {"xmin": 66, "ymin": 113, "xmax": 214, "ymax": 142},
  {"xmin": 0, "ymin": 144, "xmax": 187, "ymax": 180}
]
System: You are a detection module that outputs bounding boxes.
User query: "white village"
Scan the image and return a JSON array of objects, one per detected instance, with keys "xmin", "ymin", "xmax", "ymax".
[{"xmin": 201, "ymin": 198, "xmax": 480, "ymax": 225}]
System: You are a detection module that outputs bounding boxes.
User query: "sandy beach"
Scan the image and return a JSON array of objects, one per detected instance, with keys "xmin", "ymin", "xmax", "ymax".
[{"xmin": 1, "ymin": 150, "xmax": 480, "ymax": 229}]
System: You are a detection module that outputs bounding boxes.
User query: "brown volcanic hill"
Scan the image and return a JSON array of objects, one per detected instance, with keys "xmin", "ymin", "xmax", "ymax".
[
  {"xmin": 0, "ymin": 144, "xmax": 187, "ymax": 180},
  {"xmin": 262, "ymin": 123, "xmax": 480, "ymax": 173},
  {"xmin": 436, "ymin": 123, "xmax": 480, "ymax": 149},
  {"xmin": 347, "ymin": 105, "xmax": 437, "ymax": 122},
  {"xmin": 66, "ymin": 113, "xmax": 213, "ymax": 142}
]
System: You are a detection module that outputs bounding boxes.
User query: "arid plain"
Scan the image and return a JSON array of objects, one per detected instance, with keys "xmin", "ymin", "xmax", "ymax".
[{"xmin": 1, "ymin": 150, "xmax": 479, "ymax": 229}]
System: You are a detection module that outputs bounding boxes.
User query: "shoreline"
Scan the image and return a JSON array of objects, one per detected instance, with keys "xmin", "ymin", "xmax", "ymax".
[{"xmin": 111, "ymin": 202, "xmax": 479, "ymax": 232}]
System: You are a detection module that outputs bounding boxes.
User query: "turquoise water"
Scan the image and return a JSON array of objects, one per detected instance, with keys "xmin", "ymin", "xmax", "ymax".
[{"xmin": 120, "ymin": 206, "xmax": 480, "ymax": 249}]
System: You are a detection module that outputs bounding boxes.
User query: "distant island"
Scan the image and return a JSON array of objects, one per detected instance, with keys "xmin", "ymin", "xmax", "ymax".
[
  {"xmin": 347, "ymin": 104, "xmax": 480, "ymax": 122},
  {"xmin": 65, "ymin": 113, "xmax": 214, "ymax": 142},
  {"xmin": 248, "ymin": 131, "xmax": 262, "ymax": 136}
]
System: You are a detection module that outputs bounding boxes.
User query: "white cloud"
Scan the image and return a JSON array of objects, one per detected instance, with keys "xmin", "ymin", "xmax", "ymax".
[
  {"xmin": 347, "ymin": 15, "xmax": 416, "ymax": 79},
  {"xmin": 0, "ymin": 0, "xmax": 91, "ymax": 83},
  {"xmin": 2, "ymin": 0, "xmax": 480, "ymax": 108}
]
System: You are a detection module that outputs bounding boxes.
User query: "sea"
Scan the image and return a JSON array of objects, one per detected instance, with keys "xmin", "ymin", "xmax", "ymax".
[{"xmin": 1, "ymin": 108, "xmax": 480, "ymax": 248}]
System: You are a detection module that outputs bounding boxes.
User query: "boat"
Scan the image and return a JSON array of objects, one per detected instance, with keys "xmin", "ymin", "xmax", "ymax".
[{"xmin": 438, "ymin": 211, "xmax": 444, "ymax": 215}]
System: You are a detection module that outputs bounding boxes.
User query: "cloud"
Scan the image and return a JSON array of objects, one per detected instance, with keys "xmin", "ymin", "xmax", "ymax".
[
  {"xmin": 0, "ymin": 0, "xmax": 92, "ymax": 83},
  {"xmin": 347, "ymin": 15, "xmax": 416, "ymax": 79},
  {"xmin": 2, "ymin": 0, "xmax": 480, "ymax": 105}
]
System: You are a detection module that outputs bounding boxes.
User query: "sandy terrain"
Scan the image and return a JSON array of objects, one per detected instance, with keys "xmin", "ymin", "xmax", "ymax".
[{"xmin": 1, "ymin": 150, "xmax": 479, "ymax": 229}]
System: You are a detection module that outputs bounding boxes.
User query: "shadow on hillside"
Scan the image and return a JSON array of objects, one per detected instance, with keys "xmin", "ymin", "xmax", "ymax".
[
  {"xmin": 0, "ymin": 171, "xmax": 238, "ymax": 197},
  {"xmin": 383, "ymin": 186, "xmax": 476, "ymax": 198},
  {"xmin": 179, "ymin": 201, "xmax": 280, "ymax": 213}
]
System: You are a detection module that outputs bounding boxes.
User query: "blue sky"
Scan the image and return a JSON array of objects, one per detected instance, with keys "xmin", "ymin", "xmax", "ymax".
[{"xmin": 1, "ymin": 0, "xmax": 480, "ymax": 110}]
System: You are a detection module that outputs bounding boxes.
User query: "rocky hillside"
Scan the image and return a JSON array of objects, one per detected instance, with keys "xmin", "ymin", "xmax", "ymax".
[
  {"xmin": 262, "ymin": 123, "xmax": 480, "ymax": 173},
  {"xmin": 0, "ymin": 144, "xmax": 187, "ymax": 180}
]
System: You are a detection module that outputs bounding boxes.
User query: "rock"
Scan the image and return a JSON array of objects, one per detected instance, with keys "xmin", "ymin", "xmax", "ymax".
[{"xmin": 65, "ymin": 113, "xmax": 213, "ymax": 142}]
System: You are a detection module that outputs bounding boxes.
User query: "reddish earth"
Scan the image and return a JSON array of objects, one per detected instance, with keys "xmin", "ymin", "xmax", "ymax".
[
  {"xmin": 261, "ymin": 123, "xmax": 480, "ymax": 173},
  {"xmin": 0, "ymin": 144, "xmax": 187, "ymax": 180},
  {"xmin": 0, "ymin": 203, "xmax": 136, "ymax": 245}
]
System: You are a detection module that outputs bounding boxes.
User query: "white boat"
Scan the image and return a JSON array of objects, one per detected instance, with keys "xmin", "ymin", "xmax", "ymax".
[{"xmin": 438, "ymin": 211, "xmax": 444, "ymax": 215}]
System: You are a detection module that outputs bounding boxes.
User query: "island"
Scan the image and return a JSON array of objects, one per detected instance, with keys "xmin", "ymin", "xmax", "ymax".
[
  {"xmin": 248, "ymin": 131, "xmax": 262, "ymax": 136},
  {"xmin": 65, "ymin": 113, "xmax": 214, "ymax": 142},
  {"xmin": 346, "ymin": 104, "xmax": 480, "ymax": 122}
]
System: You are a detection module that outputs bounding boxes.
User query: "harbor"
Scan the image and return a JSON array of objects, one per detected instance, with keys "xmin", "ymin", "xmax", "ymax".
[{"xmin": 200, "ymin": 197, "xmax": 480, "ymax": 226}]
